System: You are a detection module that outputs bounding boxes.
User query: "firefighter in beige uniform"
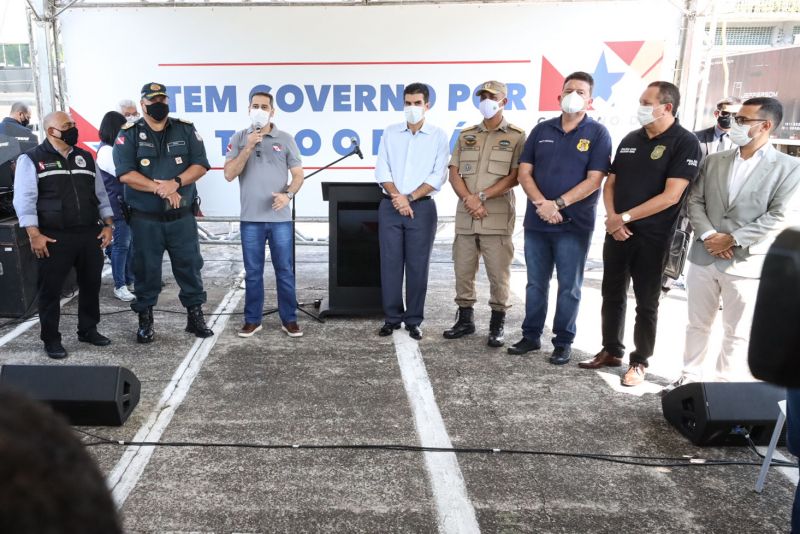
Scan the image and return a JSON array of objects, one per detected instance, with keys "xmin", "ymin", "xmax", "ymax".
[{"xmin": 444, "ymin": 81, "xmax": 526, "ymax": 347}]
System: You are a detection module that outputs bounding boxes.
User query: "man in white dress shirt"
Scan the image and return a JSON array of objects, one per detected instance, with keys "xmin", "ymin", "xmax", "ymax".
[
  {"xmin": 665, "ymin": 97, "xmax": 800, "ymax": 391},
  {"xmin": 375, "ymin": 82, "xmax": 450, "ymax": 340}
]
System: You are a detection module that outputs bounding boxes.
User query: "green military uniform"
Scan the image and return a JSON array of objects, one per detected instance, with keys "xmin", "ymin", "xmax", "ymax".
[
  {"xmin": 449, "ymin": 118, "xmax": 526, "ymax": 311},
  {"xmin": 112, "ymin": 114, "xmax": 210, "ymax": 314}
]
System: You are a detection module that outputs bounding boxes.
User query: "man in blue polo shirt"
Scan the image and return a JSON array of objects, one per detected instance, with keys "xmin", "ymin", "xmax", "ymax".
[{"xmin": 507, "ymin": 72, "xmax": 612, "ymax": 365}]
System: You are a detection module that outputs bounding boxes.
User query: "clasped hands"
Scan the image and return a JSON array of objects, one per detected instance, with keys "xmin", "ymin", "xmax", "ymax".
[
  {"xmin": 390, "ymin": 193, "xmax": 415, "ymax": 219},
  {"xmin": 605, "ymin": 213, "xmax": 632, "ymax": 241},
  {"xmin": 463, "ymin": 193, "xmax": 488, "ymax": 220},
  {"xmin": 703, "ymin": 232, "xmax": 735, "ymax": 259},
  {"xmin": 154, "ymin": 179, "xmax": 182, "ymax": 209},
  {"xmin": 534, "ymin": 199, "xmax": 563, "ymax": 225}
]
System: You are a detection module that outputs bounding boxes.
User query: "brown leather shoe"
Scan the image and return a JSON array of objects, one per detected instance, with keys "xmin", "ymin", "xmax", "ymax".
[
  {"xmin": 578, "ymin": 350, "xmax": 623, "ymax": 369},
  {"xmin": 621, "ymin": 363, "xmax": 646, "ymax": 387},
  {"xmin": 238, "ymin": 323, "xmax": 262, "ymax": 338},
  {"xmin": 281, "ymin": 322, "xmax": 303, "ymax": 338}
]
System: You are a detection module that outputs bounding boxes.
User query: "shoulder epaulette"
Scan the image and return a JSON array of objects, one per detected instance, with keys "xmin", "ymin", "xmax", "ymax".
[
  {"xmin": 460, "ymin": 125, "xmax": 480, "ymax": 133},
  {"xmin": 507, "ymin": 124, "xmax": 526, "ymax": 134},
  {"xmin": 178, "ymin": 118, "xmax": 194, "ymax": 125},
  {"xmin": 121, "ymin": 122, "xmax": 135, "ymax": 130}
]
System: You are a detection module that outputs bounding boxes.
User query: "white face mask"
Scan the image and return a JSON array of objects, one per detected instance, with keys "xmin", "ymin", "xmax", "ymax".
[
  {"xmin": 560, "ymin": 91, "xmax": 586, "ymax": 114},
  {"xmin": 125, "ymin": 114, "xmax": 140, "ymax": 123},
  {"xmin": 729, "ymin": 121, "xmax": 755, "ymax": 147},
  {"xmin": 250, "ymin": 108, "xmax": 271, "ymax": 129},
  {"xmin": 404, "ymin": 105, "xmax": 425, "ymax": 125},
  {"xmin": 479, "ymin": 98, "xmax": 502, "ymax": 120},
  {"xmin": 636, "ymin": 105, "xmax": 660, "ymax": 126}
]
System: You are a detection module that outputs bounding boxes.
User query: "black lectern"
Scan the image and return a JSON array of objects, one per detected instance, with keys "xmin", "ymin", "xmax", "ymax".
[{"xmin": 319, "ymin": 182, "xmax": 384, "ymax": 317}]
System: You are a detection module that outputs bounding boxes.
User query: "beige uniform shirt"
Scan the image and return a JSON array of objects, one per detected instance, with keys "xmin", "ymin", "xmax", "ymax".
[{"xmin": 449, "ymin": 119, "xmax": 526, "ymax": 235}]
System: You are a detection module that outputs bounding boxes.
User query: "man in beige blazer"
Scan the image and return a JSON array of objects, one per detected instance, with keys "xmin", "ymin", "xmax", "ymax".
[{"xmin": 666, "ymin": 97, "xmax": 800, "ymax": 390}]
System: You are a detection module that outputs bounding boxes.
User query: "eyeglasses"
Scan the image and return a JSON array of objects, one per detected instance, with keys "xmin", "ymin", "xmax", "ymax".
[{"xmin": 733, "ymin": 116, "xmax": 766, "ymax": 126}]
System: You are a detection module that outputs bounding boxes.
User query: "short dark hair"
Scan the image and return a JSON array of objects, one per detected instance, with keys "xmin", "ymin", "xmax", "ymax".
[
  {"xmin": 716, "ymin": 96, "xmax": 742, "ymax": 109},
  {"xmin": 563, "ymin": 72, "xmax": 595, "ymax": 95},
  {"xmin": 404, "ymin": 83, "xmax": 430, "ymax": 103},
  {"xmin": 743, "ymin": 97, "xmax": 783, "ymax": 130},
  {"xmin": 647, "ymin": 81, "xmax": 681, "ymax": 115},
  {"xmin": 249, "ymin": 91, "xmax": 274, "ymax": 107},
  {"xmin": 98, "ymin": 111, "xmax": 127, "ymax": 147},
  {"xmin": 0, "ymin": 390, "xmax": 121, "ymax": 533}
]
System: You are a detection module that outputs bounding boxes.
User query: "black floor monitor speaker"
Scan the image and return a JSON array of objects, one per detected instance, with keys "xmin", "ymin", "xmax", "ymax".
[
  {"xmin": 0, "ymin": 365, "xmax": 141, "ymax": 426},
  {"xmin": 661, "ymin": 382, "xmax": 786, "ymax": 446}
]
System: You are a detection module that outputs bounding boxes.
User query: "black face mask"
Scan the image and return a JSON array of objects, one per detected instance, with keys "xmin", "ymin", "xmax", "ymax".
[
  {"xmin": 19, "ymin": 117, "xmax": 30, "ymax": 127},
  {"xmin": 146, "ymin": 102, "xmax": 169, "ymax": 122},
  {"xmin": 53, "ymin": 126, "xmax": 79, "ymax": 146},
  {"xmin": 717, "ymin": 114, "xmax": 732, "ymax": 129}
]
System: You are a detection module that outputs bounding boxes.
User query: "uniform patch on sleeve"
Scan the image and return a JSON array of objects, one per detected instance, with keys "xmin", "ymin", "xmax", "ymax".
[
  {"xmin": 115, "ymin": 136, "xmax": 125, "ymax": 145},
  {"xmin": 195, "ymin": 131, "xmax": 203, "ymax": 142},
  {"xmin": 226, "ymin": 143, "xmax": 232, "ymax": 154}
]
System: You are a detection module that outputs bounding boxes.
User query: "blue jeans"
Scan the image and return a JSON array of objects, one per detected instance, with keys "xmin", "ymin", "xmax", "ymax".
[
  {"xmin": 522, "ymin": 229, "xmax": 591, "ymax": 347},
  {"xmin": 787, "ymin": 388, "xmax": 800, "ymax": 534},
  {"xmin": 241, "ymin": 221, "xmax": 296, "ymax": 325},
  {"xmin": 110, "ymin": 219, "xmax": 134, "ymax": 289}
]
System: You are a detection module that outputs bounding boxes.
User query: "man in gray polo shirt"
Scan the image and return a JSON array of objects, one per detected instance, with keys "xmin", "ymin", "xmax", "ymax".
[{"xmin": 224, "ymin": 91, "xmax": 305, "ymax": 338}]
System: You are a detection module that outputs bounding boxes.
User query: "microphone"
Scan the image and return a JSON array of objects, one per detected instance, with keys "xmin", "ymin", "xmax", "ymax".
[
  {"xmin": 255, "ymin": 126, "xmax": 262, "ymax": 157},
  {"xmin": 350, "ymin": 137, "xmax": 364, "ymax": 159}
]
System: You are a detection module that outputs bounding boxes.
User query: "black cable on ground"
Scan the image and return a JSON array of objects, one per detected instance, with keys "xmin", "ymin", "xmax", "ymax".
[{"xmin": 73, "ymin": 428, "xmax": 798, "ymax": 470}]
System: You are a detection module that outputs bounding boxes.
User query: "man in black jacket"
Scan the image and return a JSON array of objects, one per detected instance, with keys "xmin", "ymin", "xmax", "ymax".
[
  {"xmin": 694, "ymin": 96, "xmax": 742, "ymax": 160},
  {"xmin": 12, "ymin": 111, "xmax": 114, "ymax": 359}
]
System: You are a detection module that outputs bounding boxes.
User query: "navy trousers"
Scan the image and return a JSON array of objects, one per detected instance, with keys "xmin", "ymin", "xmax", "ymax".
[{"xmin": 378, "ymin": 198, "xmax": 437, "ymax": 326}]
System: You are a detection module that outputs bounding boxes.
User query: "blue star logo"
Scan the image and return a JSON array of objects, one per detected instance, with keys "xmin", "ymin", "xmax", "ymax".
[{"xmin": 592, "ymin": 52, "xmax": 624, "ymax": 101}]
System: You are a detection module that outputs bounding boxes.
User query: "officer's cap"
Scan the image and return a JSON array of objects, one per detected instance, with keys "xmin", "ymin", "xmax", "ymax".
[
  {"xmin": 141, "ymin": 82, "xmax": 168, "ymax": 99},
  {"xmin": 476, "ymin": 81, "xmax": 507, "ymax": 97}
]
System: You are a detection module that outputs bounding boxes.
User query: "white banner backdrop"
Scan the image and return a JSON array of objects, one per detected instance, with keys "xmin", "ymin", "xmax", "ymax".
[{"xmin": 60, "ymin": 1, "xmax": 682, "ymax": 217}]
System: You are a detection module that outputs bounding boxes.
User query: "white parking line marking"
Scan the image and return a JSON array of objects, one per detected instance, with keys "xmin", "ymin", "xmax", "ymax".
[
  {"xmin": 392, "ymin": 331, "xmax": 480, "ymax": 534},
  {"xmin": 107, "ymin": 278, "xmax": 243, "ymax": 507}
]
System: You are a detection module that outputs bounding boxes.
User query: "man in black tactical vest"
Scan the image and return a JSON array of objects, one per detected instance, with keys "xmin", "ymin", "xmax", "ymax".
[
  {"xmin": 12, "ymin": 111, "xmax": 114, "ymax": 359},
  {"xmin": 113, "ymin": 82, "xmax": 213, "ymax": 343}
]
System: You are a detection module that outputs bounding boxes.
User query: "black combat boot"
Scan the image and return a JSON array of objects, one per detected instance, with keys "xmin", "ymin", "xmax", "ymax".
[
  {"xmin": 137, "ymin": 307, "xmax": 154, "ymax": 344},
  {"xmin": 442, "ymin": 307, "xmax": 476, "ymax": 339},
  {"xmin": 185, "ymin": 305, "xmax": 214, "ymax": 338},
  {"xmin": 488, "ymin": 310, "xmax": 506, "ymax": 347}
]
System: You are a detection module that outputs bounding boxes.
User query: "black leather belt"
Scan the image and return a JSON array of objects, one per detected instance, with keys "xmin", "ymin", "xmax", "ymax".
[
  {"xmin": 382, "ymin": 194, "xmax": 431, "ymax": 202},
  {"xmin": 129, "ymin": 205, "xmax": 192, "ymax": 222}
]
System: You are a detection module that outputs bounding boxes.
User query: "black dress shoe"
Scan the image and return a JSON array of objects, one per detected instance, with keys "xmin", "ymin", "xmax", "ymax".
[
  {"xmin": 549, "ymin": 345, "xmax": 572, "ymax": 365},
  {"xmin": 77, "ymin": 330, "xmax": 111, "ymax": 346},
  {"xmin": 405, "ymin": 324, "xmax": 422, "ymax": 340},
  {"xmin": 378, "ymin": 322, "xmax": 401, "ymax": 337},
  {"xmin": 507, "ymin": 337, "xmax": 541, "ymax": 355},
  {"xmin": 44, "ymin": 341, "xmax": 68, "ymax": 359}
]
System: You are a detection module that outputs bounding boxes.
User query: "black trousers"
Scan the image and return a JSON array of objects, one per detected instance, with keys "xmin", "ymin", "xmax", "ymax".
[
  {"xmin": 600, "ymin": 233, "xmax": 669, "ymax": 366},
  {"xmin": 36, "ymin": 227, "xmax": 104, "ymax": 344}
]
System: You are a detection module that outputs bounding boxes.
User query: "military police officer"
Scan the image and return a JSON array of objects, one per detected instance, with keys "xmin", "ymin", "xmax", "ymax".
[
  {"xmin": 444, "ymin": 81, "xmax": 526, "ymax": 347},
  {"xmin": 113, "ymin": 82, "xmax": 213, "ymax": 343}
]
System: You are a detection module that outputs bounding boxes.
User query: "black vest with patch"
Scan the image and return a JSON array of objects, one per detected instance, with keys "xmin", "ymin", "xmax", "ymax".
[{"xmin": 25, "ymin": 140, "xmax": 100, "ymax": 230}]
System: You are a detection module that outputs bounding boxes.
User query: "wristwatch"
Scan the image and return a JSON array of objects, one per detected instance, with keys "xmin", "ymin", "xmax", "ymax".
[
  {"xmin": 406, "ymin": 194, "xmax": 415, "ymax": 203},
  {"xmin": 621, "ymin": 212, "xmax": 632, "ymax": 223},
  {"xmin": 477, "ymin": 191, "xmax": 487, "ymax": 203},
  {"xmin": 286, "ymin": 191, "xmax": 295, "ymax": 200},
  {"xmin": 104, "ymin": 222, "xmax": 115, "ymax": 231},
  {"xmin": 554, "ymin": 196, "xmax": 566, "ymax": 209},
  {"xmin": 173, "ymin": 176, "xmax": 183, "ymax": 187}
]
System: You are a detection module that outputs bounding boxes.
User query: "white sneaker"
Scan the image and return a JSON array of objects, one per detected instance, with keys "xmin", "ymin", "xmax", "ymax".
[{"xmin": 113, "ymin": 286, "xmax": 135, "ymax": 302}]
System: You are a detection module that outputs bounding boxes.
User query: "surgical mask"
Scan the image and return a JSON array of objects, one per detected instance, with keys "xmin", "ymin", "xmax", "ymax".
[
  {"xmin": 404, "ymin": 105, "xmax": 425, "ymax": 125},
  {"xmin": 145, "ymin": 101, "xmax": 169, "ymax": 122},
  {"xmin": 479, "ymin": 98, "xmax": 502, "ymax": 119},
  {"xmin": 250, "ymin": 108, "xmax": 271, "ymax": 129},
  {"xmin": 637, "ymin": 105, "xmax": 660, "ymax": 126},
  {"xmin": 716, "ymin": 113, "xmax": 732, "ymax": 129},
  {"xmin": 728, "ymin": 122, "xmax": 754, "ymax": 147},
  {"xmin": 125, "ymin": 114, "xmax": 140, "ymax": 123},
  {"xmin": 560, "ymin": 91, "xmax": 586, "ymax": 114},
  {"xmin": 54, "ymin": 126, "xmax": 79, "ymax": 146}
]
